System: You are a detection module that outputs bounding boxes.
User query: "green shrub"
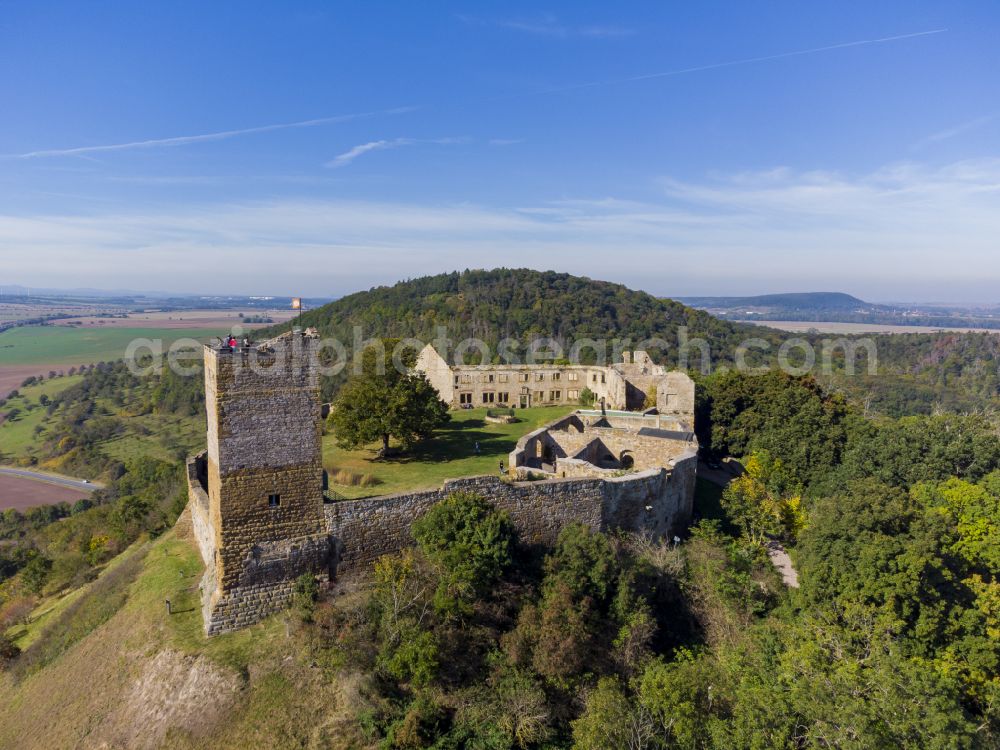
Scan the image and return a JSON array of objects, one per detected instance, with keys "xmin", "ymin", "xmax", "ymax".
[{"xmin": 411, "ymin": 492, "xmax": 514, "ymax": 615}]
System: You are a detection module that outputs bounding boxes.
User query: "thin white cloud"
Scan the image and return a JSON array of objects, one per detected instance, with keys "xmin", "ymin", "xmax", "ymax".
[
  {"xmin": 489, "ymin": 138, "xmax": 525, "ymax": 146},
  {"xmin": 5, "ymin": 28, "xmax": 945, "ymax": 164},
  {"xmin": 326, "ymin": 138, "xmax": 415, "ymax": 168},
  {"xmin": 325, "ymin": 137, "xmax": 469, "ymax": 168},
  {"xmin": 3, "ymin": 158, "xmax": 999, "ymax": 301},
  {"xmin": 913, "ymin": 114, "xmax": 996, "ymax": 149},
  {"xmin": 459, "ymin": 13, "xmax": 632, "ymax": 39},
  {"xmin": 5, "ymin": 106, "xmax": 418, "ymax": 160},
  {"xmin": 538, "ymin": 28, "xmax": 947, "ymax": 94}
]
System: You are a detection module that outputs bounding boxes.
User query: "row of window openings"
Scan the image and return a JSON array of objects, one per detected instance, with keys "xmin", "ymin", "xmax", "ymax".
[
  {"xmin": 455, "ymin": 372, "xmax": 604, "ymax": 385},
  {"xmin": 459, "ymin": 389, "xmax": 579, "ymax": 405}
]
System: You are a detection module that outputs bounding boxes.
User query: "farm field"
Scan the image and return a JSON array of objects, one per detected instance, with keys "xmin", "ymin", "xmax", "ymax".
[
  {"xmin": 0, "ymin": 301, "xmax": 122, "ymax": 323},
  {"xmin": 322, "ymin": 405, "xmax": 573, "ymax": 499},
  {"xmin": 0, "ymin": 473, "xmax": 89, "ymax": 511},
  {"xmin": 0, "ymin": 365, "xmax": 63, "ymax": 400},
  {"xmin": 55, "ymin": 308, "xmax": 296, "ymax": 328},
  {"xmin": 0, "ymin": 325, "xmax": 224, "ymax": 367}
]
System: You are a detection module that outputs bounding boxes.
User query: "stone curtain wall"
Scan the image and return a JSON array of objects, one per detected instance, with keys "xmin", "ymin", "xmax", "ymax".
[
  {"xmin": 186, "ymin": 453, "xmax": 215, "ymax": 568},
  {"xmin": 324, "ymin": 459, "xmax": 697, "ymax": 575},
  {"xmin": 187, "ymin": 442, "xmax": 696, "ymax": 633}
]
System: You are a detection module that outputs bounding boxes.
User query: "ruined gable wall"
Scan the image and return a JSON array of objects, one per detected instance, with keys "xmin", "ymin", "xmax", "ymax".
[
  {"xmin": 415, "ymin": 345, "xmax": 455, "ymax": 405},
  {"xmin": 656, "ymin": 372, "xmax": 696, "ymax": 427}
]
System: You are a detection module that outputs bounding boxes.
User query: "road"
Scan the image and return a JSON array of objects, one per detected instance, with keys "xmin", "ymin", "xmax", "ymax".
[{"xmin": 0, "ymin": 467, "xmax": 101, "ymax": 492}]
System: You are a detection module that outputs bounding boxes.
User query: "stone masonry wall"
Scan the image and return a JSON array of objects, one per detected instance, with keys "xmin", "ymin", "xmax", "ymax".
[
  {"xmin": 212, "ymin": 463, "xmax": 327, "ymax": 590},
  {"xmin": 323, "ymin": 461, "xmax": 696, "ymax": 576},
  {"xmin": 202, "ymin": 535, "xmax": 332, "ymax": 634},
  {"xmin": 656, "ymin": 372, "xmax": 696, "ymax": 428},
  {"xmin": 185, "ymin": 454, "xmax": 214, "ymax": 567}
]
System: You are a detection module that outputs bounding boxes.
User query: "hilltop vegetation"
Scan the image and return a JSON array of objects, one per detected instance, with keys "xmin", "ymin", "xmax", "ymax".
[
  {"xmin": 258, "ymin": 269, "xmax": 767, "ymax": 400},
  {"xmin": 681, "ymin": 291, "xmax": 870, "ymax": 311}
]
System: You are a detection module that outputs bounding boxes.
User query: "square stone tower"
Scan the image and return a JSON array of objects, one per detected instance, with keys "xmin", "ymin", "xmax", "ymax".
[{"xmin": 200, "ymin": 329, "xmax": 330, "ymax": 633}]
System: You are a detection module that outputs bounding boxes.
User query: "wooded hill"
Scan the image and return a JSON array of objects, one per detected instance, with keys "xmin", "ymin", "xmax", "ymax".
[
  {"xmin": 262, "ymin": 268, "xmax": 762, "ymax": 364},
  {"xmin": 260, "ymin": 269, "xmax": 1000, "ymax": 414}
]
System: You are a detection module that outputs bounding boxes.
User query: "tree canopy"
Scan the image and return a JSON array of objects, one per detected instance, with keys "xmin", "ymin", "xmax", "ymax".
[{"xmin": 329, "ymin": 339, "xmax": 450, "ymax": 455}]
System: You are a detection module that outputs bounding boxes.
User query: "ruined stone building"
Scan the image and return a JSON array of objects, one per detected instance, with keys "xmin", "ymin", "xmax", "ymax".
[
  {"xmin": 415, "ymin": 344, "xmax": 695, "ymax": 428},
  {"xmin": 185, "ymin": 331, "xmax": 698, "ymax": 635}
]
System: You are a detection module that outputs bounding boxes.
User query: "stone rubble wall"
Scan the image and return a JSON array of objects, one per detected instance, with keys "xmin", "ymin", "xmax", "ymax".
[
  {"xmin": 186, "ymin": 453, "xmax": 215, "ymax": 567},
  {"xmin": 323, "ymin": 456, "xmax": 697, "ymax": 575},
  {"xmin": 201, "ymin": 534, "xmax": 332, "ymax": 635},
  {"xmin": 554, "ymin": 457, "xmax": 623, "ymax": 479}
]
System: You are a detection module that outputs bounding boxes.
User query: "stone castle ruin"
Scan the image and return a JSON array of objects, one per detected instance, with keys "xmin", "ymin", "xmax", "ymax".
[
  {"xmin": 415, "ymin": 344, "xmax": 695, "ymax": 423},
  {"xmin": 185, "ymin": 331, "xmax": 698, "ymax": 635}
]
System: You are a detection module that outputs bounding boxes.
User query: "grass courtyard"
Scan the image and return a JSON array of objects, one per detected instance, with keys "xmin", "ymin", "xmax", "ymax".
[{"xmin": 322, "ymin": 405, "xmax": 573, "ymax": 498}]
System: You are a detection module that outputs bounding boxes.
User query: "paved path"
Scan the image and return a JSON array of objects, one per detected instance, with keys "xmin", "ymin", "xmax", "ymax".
[
  {"xmin": 0, "ymin": 466, "xmax": 101, "ymax": 492},
  {"xmin": 698, "ymin": 459, "xmax": 800, "ymax": 588}
]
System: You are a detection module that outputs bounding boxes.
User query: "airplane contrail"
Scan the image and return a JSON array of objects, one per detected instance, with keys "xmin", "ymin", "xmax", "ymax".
[
  {"xmin": 536, "ymin": 28, "xmax": 948, "ymax": 95},
  {"xmin": 6, "ymin": 106, "xmax": 418, "ymax": 159},
  {"xmin": 5, "ymin": 29, "xmax": 946, "ymax": 159}
]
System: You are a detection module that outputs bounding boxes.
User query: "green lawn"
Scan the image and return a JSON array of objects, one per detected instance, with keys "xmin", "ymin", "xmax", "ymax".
[
  {"xmin": 0, "ymin": 325, "xmax": 222, "ymax": 366},
  {"xmin": 98, "ymin": 412, "xmax": 203, "ymax": 464},
  {"xmin": 0, "ymin": 375, "xmax": 83, "ymax": 457},
  {"xmin": 323, "ymin": 406, "xmax": 573, "ymax": 498}
]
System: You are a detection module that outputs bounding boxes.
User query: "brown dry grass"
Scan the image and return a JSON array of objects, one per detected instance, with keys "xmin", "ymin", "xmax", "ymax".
[{"xmin": 327, "ymin": 466, "xmax": 382, "ymax": 488}]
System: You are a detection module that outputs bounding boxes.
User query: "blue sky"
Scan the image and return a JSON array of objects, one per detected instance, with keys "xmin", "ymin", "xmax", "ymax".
[{"xmin": 1, "ymin": 1, "xmax": 998, "ymax": 301}]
